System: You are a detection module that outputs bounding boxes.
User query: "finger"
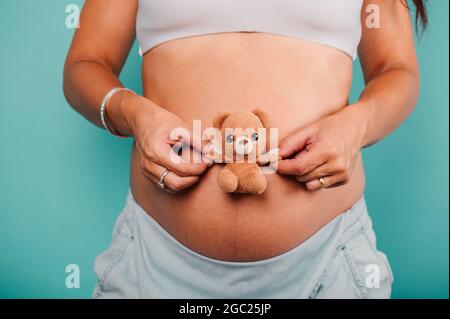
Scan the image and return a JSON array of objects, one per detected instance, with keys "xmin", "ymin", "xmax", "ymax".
[
  {"xmin": 295, "ymin": 162, "xmax": 339, "ymax": 182},
  {"xmin": 164, "ymin": 171, "xmax": 200, "ymax": 192},
  {"xmin": 171, "ymin": 140, "xmax": 215, "ymax": 167},
  {"xmin": 304, "ymin": 173, "xmax": 350, "ymax": 191},
  {"xmin": 153, "ymin": 143, "xmax": 210, "ymax": 177},
  {"xmin": 142, "ymin": 161, "xmax": 200, "ymax": 192},
  {"xmin": 278, "ymin": 127, "xmax": 314, "ymax": 159},
  {"xmin": 277, "ymin": 147, "xmax": 327, "ymax": 176},
  {"xmin": 169, "ymin": 127, "xmax": 215, "ymax": 167},
  {"xmin": 141, "ymin": 168, "xmax": 175, "ymax": 194},
  {"xmin": 140, "ymin": 162, "xmax": 176, "ymax": 194}
]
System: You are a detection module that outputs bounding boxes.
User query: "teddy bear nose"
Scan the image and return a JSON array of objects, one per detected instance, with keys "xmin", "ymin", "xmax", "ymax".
[{"xmin": 235, "ymin": 136, "xmax": 253, "ymax": 155}]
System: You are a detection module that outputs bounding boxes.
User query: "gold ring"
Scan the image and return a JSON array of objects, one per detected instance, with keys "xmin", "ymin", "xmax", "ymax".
[{"xmin": 319, "ymin": 177, "xmax": 326, "ymax": 190}]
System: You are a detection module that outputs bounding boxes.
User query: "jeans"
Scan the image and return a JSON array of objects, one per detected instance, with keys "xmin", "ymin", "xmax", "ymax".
[{"xmin": 93, "ymin": 192, "xmax": 393, "ymax": 298}]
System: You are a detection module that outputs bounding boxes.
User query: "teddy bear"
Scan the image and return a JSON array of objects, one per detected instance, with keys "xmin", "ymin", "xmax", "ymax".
[{"xmin": 207, "ymin": 109, "xmax": 278, "ymax": 195}]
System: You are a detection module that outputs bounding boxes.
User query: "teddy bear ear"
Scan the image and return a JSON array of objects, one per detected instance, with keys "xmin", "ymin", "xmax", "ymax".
[
  {"xmin": 252, "ymin": 108, "xmax": 269, "ymax": 128},
  {"xmin": 212, "ymin": 112, "xmax": 231, "ymax": 128}
]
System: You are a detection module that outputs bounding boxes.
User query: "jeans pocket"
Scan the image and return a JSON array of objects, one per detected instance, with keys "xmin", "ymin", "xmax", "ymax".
[
  {"xmin": 342, "ymin": 232, "xmax": 393, "ymax": 299},
  {"xmin": 310, "ymin": 246, "xmax": 366, "ymax": 299},
  {"xmin": 93, "ymin": 210, "xmax": 135, "ymax": 298},
  {"xmin": 310, "ymin": 232, "xmax": 393, "ymax": 299}
]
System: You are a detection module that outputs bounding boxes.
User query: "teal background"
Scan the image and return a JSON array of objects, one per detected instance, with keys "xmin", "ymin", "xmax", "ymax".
[{"xmin": 0, "ymin": 1, "xmax": 448, "ymax": 299}]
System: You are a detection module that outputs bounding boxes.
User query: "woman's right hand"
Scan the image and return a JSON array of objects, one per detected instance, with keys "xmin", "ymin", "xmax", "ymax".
[{"xmin": 114, "ymin": 93, "xmax": 211, "ymax": 192}]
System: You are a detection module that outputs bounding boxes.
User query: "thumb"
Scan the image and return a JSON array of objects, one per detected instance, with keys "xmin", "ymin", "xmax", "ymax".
[{"xmin": 279, "ymin": 127, "xmax": 313, "ymax": 159}]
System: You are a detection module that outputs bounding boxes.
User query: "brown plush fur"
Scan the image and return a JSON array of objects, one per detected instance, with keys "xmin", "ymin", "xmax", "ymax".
[{"xmin": 212, "ymin": 110, "xmax": 269, "ymax": 195}]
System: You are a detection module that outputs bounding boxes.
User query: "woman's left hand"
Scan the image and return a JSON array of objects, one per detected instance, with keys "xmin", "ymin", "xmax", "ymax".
[{"xmin": 277, "ymin": 107, "xmax": 367, "ymax": 191}]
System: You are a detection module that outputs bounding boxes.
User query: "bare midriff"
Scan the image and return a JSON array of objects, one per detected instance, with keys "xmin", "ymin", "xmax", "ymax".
[{"xmin": 130, "ymin": 32, "xmax": 365, "ymax": 261}]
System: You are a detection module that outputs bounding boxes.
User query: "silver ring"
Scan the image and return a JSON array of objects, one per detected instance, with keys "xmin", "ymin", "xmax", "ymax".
[{"xmin": 157, "ymin": 169, "xmax": 170, "ymax": 189}]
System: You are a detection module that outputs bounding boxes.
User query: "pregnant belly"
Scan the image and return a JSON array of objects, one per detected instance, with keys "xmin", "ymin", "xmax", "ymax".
[{"xmin": 130, "ymin": 33, "xmax": 366, "ymax": 261}]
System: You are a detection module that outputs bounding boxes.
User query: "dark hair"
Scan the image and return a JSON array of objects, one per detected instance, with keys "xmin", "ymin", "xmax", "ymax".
[{"xmin": 410, "ymin": 0, "xmax": 428, "ymax": 32}]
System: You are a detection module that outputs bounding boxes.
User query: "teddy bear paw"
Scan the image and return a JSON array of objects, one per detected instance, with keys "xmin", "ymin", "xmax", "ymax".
[{"xmin": 217, "ymin": 168, "xmax": 239, "ymax": 193}]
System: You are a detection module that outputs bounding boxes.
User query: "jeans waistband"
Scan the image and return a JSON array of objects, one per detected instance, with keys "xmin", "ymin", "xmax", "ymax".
[{"xmin": 125, "ymin": 191, "xmax": 368, "ymax": 267}]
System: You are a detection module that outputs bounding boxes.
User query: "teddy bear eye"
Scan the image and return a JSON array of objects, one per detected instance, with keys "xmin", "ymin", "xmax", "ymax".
[
  {"xmin": 251, "ymin": 133, "xmax": 259, "ymax": 141},
  {"xmin": 226, "ymin": 134, "xmax": 234, "ymax": 144}
]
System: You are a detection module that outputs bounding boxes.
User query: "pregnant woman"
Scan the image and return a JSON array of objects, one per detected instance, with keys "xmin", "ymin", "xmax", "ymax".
[{"xmin": 63, "ymin": 0, "xmax": 426, "ymax": 298}]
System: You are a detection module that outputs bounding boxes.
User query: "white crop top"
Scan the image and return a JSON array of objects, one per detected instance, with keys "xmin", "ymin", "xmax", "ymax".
[{"xmin": 136, "ymin": 0, "xmax": 363, "ymax": 59}]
